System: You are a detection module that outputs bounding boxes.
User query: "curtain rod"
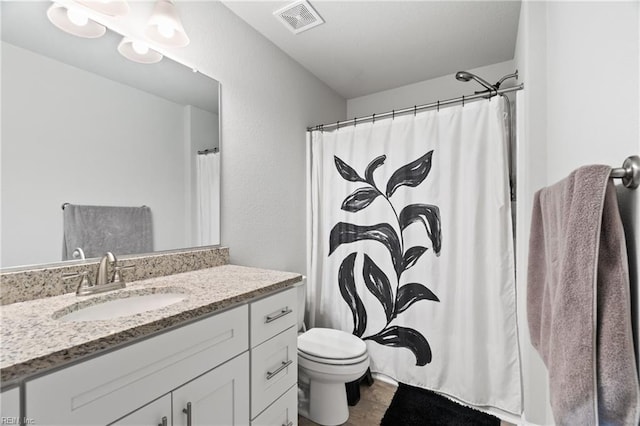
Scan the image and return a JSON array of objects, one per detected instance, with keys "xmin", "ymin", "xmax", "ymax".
[
  {"xmin": 197, "ymin": 148, "xmax": 219, "ymax": 155},
  {"xmin": 307, "ymin": 84, "xmax": 524, "ymax": 132}
]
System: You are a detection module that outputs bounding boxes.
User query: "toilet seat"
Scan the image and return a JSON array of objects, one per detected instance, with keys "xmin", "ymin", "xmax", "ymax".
[
  {"xmin": 298, "ymin": 328, "xmax": 367, "ymax": 365},
  {"xmin": 298, "ymin": 349, "xmax": 369, "ymax": 365}
]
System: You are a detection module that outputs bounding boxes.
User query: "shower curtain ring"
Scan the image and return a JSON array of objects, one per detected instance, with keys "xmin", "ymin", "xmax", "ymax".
[
  {"xmin": 392, "ymin": 110, "xmax": 395, "ymax": 120},
  {"xmin": 353, "ymin": 118, "xmax": 356, "ymax": 127},
  {"xmin": 462, "ymin": 95, "xmax": 465, "ymax": 107},
  {"xmin": 414, "ymin": 105, "xmax": 417, "ymax": 116},
  {"xmin": 373, "ymin": 113, "xmax": 376, "ymax": 124},
  {"xmin": 437, "ymin": 100, "xmax": 440, "ymax": 112},
  {"xmin": 336, "ymin": 120, "xmax": 340, "ymax": 130}
]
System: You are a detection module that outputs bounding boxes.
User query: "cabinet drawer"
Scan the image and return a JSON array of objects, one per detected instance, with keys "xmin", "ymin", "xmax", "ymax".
[
  {"xmin": 251, "ymin": 287, "xmax": 297, "ymax": 347},
  {"xmin": 251, "ymin": 384, "xmax": 297, "ymax": 426},
  {"xmin": 27, "ymin": 305, "xmax": 248, "ymax": 426},
  {"xmin": 251, "ymin": 325, "xmax": 297, "ymax": 419}
]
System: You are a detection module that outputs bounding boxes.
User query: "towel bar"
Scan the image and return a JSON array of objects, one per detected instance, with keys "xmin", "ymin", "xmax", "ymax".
[
  {"xmin": 61, "ymin": 203, "xmax": 148, "ymax": 210},
  {"xmin": 611, "ymin": 156, "xmax": 639, "ymax": 189}
]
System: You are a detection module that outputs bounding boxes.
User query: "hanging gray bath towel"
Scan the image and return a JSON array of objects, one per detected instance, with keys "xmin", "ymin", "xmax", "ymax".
[
  {"xmin": 527, "ymin": 165, "xmax": 640, "ymax": 425},
  {"xmin": 62, "ymin": 204, "xmax": 153, "ymax": 260}
]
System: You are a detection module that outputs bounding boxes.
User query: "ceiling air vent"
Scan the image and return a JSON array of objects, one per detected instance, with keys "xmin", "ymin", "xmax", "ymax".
[{"xmin": 273, "ymin": 0, "xmax": 324, "ymax": 34}]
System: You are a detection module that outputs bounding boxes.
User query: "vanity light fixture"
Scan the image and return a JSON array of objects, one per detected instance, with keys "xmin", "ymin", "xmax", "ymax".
[
  {"xmin": 75, "ymin": 0, "xmax": 130, "ymax": 17},
  {"xmin": 46, "ymin": 3, "xmax": 106, "ymax": 38},
  {"xmin": 144, "ymin": 0, "xmax": 190, "ymax": 48},
  {"xmin": 46, "ymin": 0, "xmax": 189, "ymax": 65},
  {"xmin": 117, "ymin": 37, "xmax": 163, "ymax": 64}
]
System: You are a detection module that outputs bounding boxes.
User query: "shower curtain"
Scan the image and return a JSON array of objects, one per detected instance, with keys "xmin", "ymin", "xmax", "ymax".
[
  {"xmin": 306, "ymin": 98, "xmax": 522, "ymax": 414},
  {"xmin": 196, "ymin": 152, "xmax": 220, "ymax": 245}
]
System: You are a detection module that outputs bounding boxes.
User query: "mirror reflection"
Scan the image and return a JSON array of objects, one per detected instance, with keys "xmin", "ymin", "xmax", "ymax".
[{"xmin": 1, "ymin": 1, "xmax": 220, "ymax": 269}]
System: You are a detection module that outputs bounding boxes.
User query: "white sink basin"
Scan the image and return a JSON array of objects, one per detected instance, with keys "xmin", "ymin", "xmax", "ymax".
[{"xmin": 56, "ymin": 292, "xmax": 186, "ymax": 322}]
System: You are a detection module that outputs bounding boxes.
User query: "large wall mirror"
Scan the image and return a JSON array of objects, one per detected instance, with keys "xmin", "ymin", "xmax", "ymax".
[{"xmin": 1, "ymin": 1, "xmax": 220, "ymax": 269}]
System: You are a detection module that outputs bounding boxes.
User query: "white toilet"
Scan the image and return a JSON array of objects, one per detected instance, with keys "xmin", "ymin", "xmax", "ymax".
[{"xmin": 297, "ymin": 283, "xmax": 370, "ymax": 426}]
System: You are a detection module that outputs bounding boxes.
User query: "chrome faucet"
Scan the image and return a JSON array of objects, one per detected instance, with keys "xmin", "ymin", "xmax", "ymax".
[
  {"xmin": 90, "ymin": 252, "xmax": 131, "ymax": 294},
  {"xmin": 64, "ymin": 252, "xmax": 135, "ymax": 296},
  {"xmin": 96, "ymin": 252, "xmax": 117, "ymax": 285}
]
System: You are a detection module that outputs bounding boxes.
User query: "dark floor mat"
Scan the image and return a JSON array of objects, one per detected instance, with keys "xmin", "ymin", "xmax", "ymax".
[{"xmin": 381, "ymin": 383, "xmax": 501, "ymax": 426}]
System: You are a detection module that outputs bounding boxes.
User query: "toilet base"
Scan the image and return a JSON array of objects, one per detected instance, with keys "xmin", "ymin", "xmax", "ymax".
[
  {"xmin": 308, "ymin": 379, "xmax": 349, "ymax": 426},
  {"xmin": 297, "ymin": 328, "xmax": 370, "ymax": 425}
]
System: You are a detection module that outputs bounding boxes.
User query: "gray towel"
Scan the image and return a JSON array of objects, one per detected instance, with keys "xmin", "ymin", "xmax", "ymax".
[
  {"xmin": 527, "ymin": 165, "xmax": 640, "ymax": 425},
  {"xmin": 62, "ymin": 204, "xmax": 153, "ymax": 260}
]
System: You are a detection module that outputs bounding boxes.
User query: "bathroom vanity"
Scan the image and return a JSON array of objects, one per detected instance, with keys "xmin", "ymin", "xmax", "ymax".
[{"xmin": 0, "ymin": 263, "xmax": 301, "ymax": 426}]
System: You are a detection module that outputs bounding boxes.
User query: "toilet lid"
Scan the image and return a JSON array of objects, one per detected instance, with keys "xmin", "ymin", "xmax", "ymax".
[{"xmin": 298, "ymin": 328, "xmax": 367, "ymax": 360}]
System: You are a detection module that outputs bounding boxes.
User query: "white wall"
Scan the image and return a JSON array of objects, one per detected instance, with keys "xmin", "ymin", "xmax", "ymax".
[
  {"xmin": 1, "ymin": 42, "xmax": 189, "ymax": 267},
  {"xmin": 515, "ymin": 1, "xmax": 640, "ymax": 424},
  {"xmin": 347, "ymin": 60, "xmax": 516, "ymax": 118},
  {"xmin": 513, "ymin": 2, "xmax": 551, "ymax": 423},
  {"xmin": 160, "ymin": 2, "xmax": 346, "ymax": 274},
  {"xmin": 545, "ymin": 2, "xmax": 638, "ymax": 182}
]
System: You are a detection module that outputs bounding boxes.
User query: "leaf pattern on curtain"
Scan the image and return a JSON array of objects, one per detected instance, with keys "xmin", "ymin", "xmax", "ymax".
[{"xmin": 329, "ymin": 151, "xmax": 442, "ymax": 366}]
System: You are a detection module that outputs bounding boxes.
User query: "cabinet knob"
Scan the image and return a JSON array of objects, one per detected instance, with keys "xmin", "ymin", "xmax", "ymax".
[
  {"xmin": 182, "ymin": 402, "xmax": 192, "ymax": 426},
  {"xmin": 158, "ymin": 416, "xmax": 168, "ymax": 426}
]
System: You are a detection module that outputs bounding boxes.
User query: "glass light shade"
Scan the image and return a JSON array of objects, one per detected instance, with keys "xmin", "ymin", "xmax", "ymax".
[
  {"xmin": 46, "ymin": 3, "xmax": 106, "ymax": 38},
  {"xmin": 144, "ymin": 0, "xmax": 190, "ymax": 47},
  {"xmin": 75, "ymin": 0, "xmax": 130, "ymax": 17},
  {"xmin": 117, "ymin": 37, "xmax": 163, "ymax": 64},
  {"xmin": 66, "ymin": 8, "xmax": 89, "ymax": 26},
  {"xmin": 131, "ymin": 41, "xmax": 150, "ymax": 55}
]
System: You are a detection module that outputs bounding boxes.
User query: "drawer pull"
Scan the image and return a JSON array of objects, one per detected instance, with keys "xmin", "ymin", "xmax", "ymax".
[
  {"xmin": 266, "ymin": 360, "xmax": 293, "ymax": 380},
  {"xmin": 266, "ymin": 307, "xmax": 293, "ymax": 323},
  {"xmin": 182, "ymin": 402, "xmax": 192, "ymax": 426},
  {"xmin": 158, "ymin": 416, "xmax": 168, "ymax": 426}
]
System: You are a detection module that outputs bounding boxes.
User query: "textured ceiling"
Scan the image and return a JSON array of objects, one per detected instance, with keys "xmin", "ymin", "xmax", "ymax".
[{"xmin": 222, "ymin": 1, "xmax": 521, "ymax": 99}]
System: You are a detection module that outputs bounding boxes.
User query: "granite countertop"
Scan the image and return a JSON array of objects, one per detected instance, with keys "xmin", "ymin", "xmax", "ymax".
[{"xmin": 0, "ymin": 264, "xmax": 302, "ymax": 386}]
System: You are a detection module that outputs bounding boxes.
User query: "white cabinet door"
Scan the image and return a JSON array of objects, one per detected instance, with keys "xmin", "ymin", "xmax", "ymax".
[
  {"xmin": 173, "ymin": 353, "xmax": 249, "ymax": 426},
  {"xmin": 0, "ymin": 387, "xmax": 20, "ymax": 422},
  {"xmin": 110, "ymin": 394, "xmax": 171, "ymax": 426}
]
